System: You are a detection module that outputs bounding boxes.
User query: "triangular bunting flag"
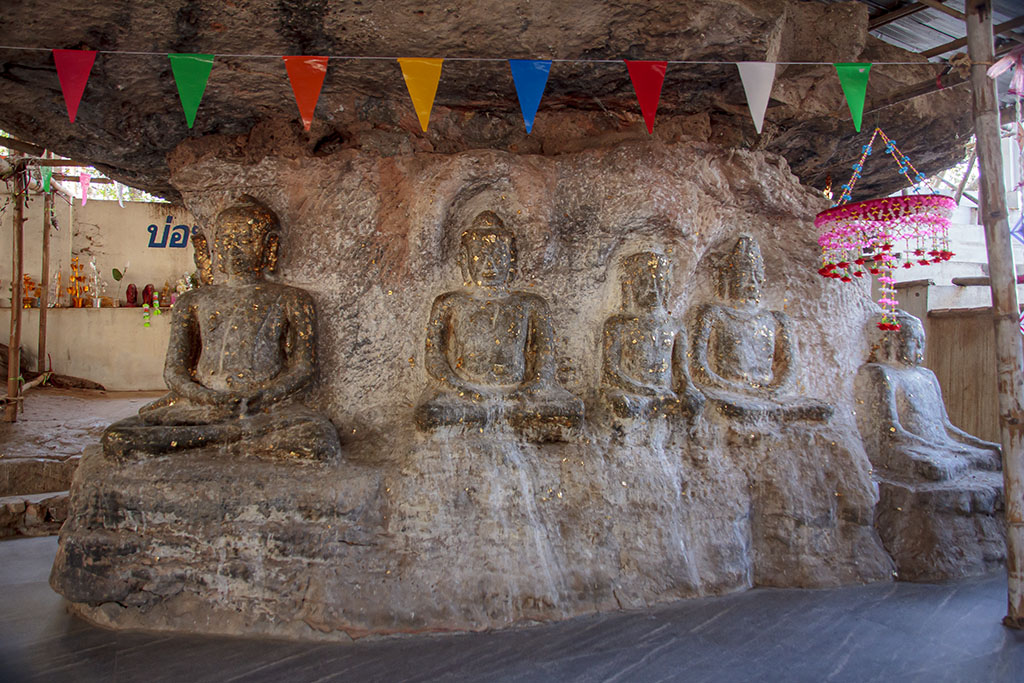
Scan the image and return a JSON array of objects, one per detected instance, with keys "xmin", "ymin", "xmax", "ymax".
[
  {"xmin": 1010, "ymin": 215, "xmax": 1024, "ymax": 246},
  {"xmin": 79, "ymin": 173, "xmax": 90, "ymax": 206},
  {"xmin": 115, "ymin": 180, "xmax": 125, "ymax": 207},
  {"xmin": 53, "ymin": 49, "xmax": 97, "ymax": 123},
  {"xmin": 834, "ymin": 63, "xmax": 872, "ymax": 132},
  {"xmin": 283, "ymin": 56, "xmax": 329, "ymax": 131},
  {"xmin": 169, "ymin": 53, "xmax": 215, "ymax": 129},
  {"xmin": 397, "ymin": 58, "xmax": 444, "ymax": 132},
  {"xmin": 509, "ymin": 60, "xmax": 552, "ymax": 134},
  {"xmin": 625, "ymin": 61, "xmax": 667, "ymax": 134},
  {"xmin": 736, "ymin": 62, "xmax": 776, "ymax": 134},
  {"xmin": 41, "ymin": 166, "xmax": 53, "ymax": 193}
]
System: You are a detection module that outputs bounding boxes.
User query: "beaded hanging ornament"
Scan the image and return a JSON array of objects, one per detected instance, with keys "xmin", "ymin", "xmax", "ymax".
[{"xmin": 815, "ymin": 128, "xmax": 955, "ymax": 330}]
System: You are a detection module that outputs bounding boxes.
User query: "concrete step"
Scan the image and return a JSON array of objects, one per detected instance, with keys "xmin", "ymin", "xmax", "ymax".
[
  {"xmin": 0, "ymin": 456, "xmax": 79, "ymax": 497},
  {"xmin": 0, "ymin": 490, "xmax": 68, "ymax": 538}
]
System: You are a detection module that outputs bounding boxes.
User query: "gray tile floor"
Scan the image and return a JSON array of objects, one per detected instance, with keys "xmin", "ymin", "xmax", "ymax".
[{"xmin": 1, "ymin": 536, "xmax": 1022, "ymax": 682}]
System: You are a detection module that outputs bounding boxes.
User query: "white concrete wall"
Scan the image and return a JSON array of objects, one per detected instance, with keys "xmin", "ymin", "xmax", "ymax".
[
  {"xmin": 2, "ymin": 197, "xmax": 194, "ymax": 390},
  {"xmin": 1, "ymin": 308, "xmax": 169, "ymax": 390}
]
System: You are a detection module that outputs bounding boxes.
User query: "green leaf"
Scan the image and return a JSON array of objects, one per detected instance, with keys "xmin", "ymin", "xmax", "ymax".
[{"xmin": 112, "ymin": 268, "xmax": 123, "ymax": 281}]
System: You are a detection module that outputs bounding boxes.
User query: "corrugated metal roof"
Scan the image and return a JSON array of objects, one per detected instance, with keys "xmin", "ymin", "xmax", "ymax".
[{"xmin": 845, "ymin": 0, "xmax": 1023, "ymax": 108}]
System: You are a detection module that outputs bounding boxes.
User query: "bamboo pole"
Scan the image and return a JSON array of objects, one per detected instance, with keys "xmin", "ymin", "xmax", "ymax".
[
  {"xmin": 966, "ymin": 0, "xmax": 1024, "ymax": 629},
  {"xmin": 5, "ymin": 163, "xmax": 26, "ymax": 422},
  {"xmin": 37, "ymin": 190, "xmax": 52, "ymax": 374}
]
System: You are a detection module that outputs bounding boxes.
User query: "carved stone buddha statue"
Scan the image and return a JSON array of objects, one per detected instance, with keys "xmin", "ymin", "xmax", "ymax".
[
  {"xmin": 102, "ymin": 196, "xmax": 341, "ymax": 461},
  {"xmin": 689, "ymin": 235, "xmax": 832, "ymax": 421},
  {"xmin": 601, "ymin": 250, "xmax": 704, "ymax": 422},
  {"xmin": 415, "ymin": 211, "xmax": 583, "ymax": 440},
  {"xmin": 855, "ymin": 310, "xmax": 1001, "ymax": 481}
]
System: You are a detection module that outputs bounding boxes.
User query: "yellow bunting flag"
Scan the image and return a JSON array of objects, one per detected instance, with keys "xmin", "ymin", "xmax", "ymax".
[{"xmin": 397, "ymin": 58, "xmax": 444, "ymax": 132}]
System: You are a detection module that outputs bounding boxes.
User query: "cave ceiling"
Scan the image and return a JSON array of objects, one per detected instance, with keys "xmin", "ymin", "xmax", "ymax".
[{"xmin": 0, "ymin": 1, "xmax": 977, "ymax": 203}]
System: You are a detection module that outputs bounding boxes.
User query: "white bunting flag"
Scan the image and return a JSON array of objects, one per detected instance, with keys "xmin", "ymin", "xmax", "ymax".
[
  {"xmin": 737, "ymin": 62, "xmax": 776, "ymax": 134},
  {"xmin": 115, "ymin": 180, "xmax": 125, "ymax": 207}
]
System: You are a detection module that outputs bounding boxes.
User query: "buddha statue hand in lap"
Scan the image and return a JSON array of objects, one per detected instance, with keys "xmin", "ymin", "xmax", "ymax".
[
  {"xmin": 601, "ymin": 251, "xmax": 705, "ymax": 422},
  {"xmin": 690, "ymin": 234, "xmax": 832, "ymax": 422},
  {"xmin": 415, "ymin": 211, "xmax": 584, "ymax": 441},
  {"xmin": 855, "ymin": 310, "xmax": 1000, "ymax": 482},
  {"xmin": 102, "ymin": 196, "xmax": 341, "ymax": 462}
]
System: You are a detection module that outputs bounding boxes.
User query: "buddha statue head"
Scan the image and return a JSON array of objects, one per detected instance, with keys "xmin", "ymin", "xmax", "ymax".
[
  {"xmin": 872, "ymin": 310, "xmax": 925, "ymax": 367},
  {"xmin": 718, "ymin": 235, "xmax": 766, "ymax": 304},
  {"xmin": 620, "ymin": 250, "xmax": 670, "ymax": 312},
  {"xmin": 212, "ymin": 196, "xmax": 281, "ymax": 279},
  {"xmin": 459, "ymin": 211, "xmax": 517, "ymax": 288}
]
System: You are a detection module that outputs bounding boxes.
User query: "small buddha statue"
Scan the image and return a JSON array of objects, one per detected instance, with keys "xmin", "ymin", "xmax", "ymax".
[
  {"xmin": 855, "ymin": 310, "xmax": 1001, "ymax": 481},
  {"xmin": 415, "ymin": 211, "xmax": 584, "ymax": 440},
  {"xmin": 102, "ymin": 196, "xmax": 341, "ymax": 461},
  {"xmin": 601, "ymin": 250, "xmax": 704, "ymax": 421},
  {"xmin": 690, "ymin": 235, "xmax": 832, "ymax": 421}
]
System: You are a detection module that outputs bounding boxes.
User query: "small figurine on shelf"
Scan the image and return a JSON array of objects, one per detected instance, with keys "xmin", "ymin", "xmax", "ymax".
[
  {"xmin": 22, "ymin": 275, "xmax": 38, "ymax": 308},
  {"xmin": 142, "ymin": 284, "xmax": 155, "ymax": 306},
  {"xmin": 160, "ymin": 280, "xmax": 172, "ymax": 309},
  {"xmin": 125, "ymin": 283, "xmax": 139, "ymax": 308},
  {"xmin": 52, "ymin": 262, "xmax": 63, "ymax": 307},
  {"xmin": 68, "ymin": 257, "xmax": 88, "ymax": 308},
  {"xmin": 89, "ymin": 259, "xmax": 101, "ymax": 308}
]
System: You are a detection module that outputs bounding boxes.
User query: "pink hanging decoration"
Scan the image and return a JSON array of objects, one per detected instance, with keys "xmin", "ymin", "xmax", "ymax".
[
  {"xmin": 79, "ymin": 172, "xmax": 91, "ymax": 206},
  {"xmin": 815, "ymin": 128, "xmax": 954, "ymax": 331},
  {"xmin": 987, "ymin": 44, "xmax": 1024, "ymax": 96}
]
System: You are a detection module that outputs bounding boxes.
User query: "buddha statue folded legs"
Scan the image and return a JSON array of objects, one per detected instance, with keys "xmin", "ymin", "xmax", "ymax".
[
  {"xmin": 689, "ymin": 235, "xmax": 832, "ymax": 423},
  {"xmin": 414, "ymin": 212, "xmax": 583, "ymax": 441},
  {"xmin": 855, "ymin": 310, "xmax": 1000, "ymax": 482},
  {"xmin": 102, "ymin": 196, "xmax": 340, "ymax": 462},
  {"xmin": 600, "ymin": 251, "xmax": 705, "ymax": 423}
]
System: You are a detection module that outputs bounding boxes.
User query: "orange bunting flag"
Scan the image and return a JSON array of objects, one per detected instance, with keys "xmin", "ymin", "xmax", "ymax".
[
  {"xmin": 398, "ymin": 58, "xmax": 444, "ymax": 132},
  {"xmin": 283, "ymin": 56, "xmax": 329, "ymax": 131},
  {"xmin": 625, "ymin": 60, "xmax": 667, "ymax": 134},
  {"xmin": 53, "ymin": 49, "xmax": 97, "ymax": 123}
]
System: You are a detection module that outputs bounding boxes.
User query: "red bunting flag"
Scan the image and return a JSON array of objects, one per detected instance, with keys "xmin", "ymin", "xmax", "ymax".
[
  {"xmin": 625, "ymin": 60, "xmax": 667, "ymax": 134},
  {"xmin": 283, "ymin": 56, "xmax": 329, "ymax": 131},
  {"xmin": 53, "ymin": 49, "xmax": 97, "ymax": 123}
]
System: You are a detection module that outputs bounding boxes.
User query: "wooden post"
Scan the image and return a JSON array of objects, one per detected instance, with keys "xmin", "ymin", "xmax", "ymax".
[
  {"xmin": 966, "ymin": 0, "xmax": 1024, "ymax": 629},
  {"xmin": 5, "ymin": 163, "xmax": 26, "ymax": 422},
  {"xmin": 37, "ymin": 189, "xmax": 52, "ymax": 374}
]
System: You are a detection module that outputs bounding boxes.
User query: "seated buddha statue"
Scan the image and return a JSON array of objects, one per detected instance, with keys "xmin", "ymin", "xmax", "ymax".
[
  {"xmin": 415, "ymin": 211, "xmax": 584, "ymax": 441},
  {"xmin": 855, "ymin": 310, "xmax": 1001, "ymax": 481},
  {"xmin": 689, "ymin": 235, "xmax": 832, "ymax": 422},
  {"xmin": 102, "ymin": 196, "xmax": 341, "ymax": 462},
  {"xmin": 601, "ymin": 250, "xmax": 704, "ymax": 422}
]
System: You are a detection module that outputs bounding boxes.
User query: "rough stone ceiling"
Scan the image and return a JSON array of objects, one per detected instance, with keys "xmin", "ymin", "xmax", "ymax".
[{"xmin": 0, "ymin": 0, "xmax": 996, "ymax": 203}]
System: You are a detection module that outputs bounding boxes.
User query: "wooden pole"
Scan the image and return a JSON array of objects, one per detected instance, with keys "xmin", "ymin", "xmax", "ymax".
[
  {"xmin": 5, "ymin": 163, "xmax": 26, "ymax": 422},
  {"xmin": 37, "ymin": 189, "xmax": 52, "ymax": 374},
  {"xmin": 966, "ymin": 0, "xmax": 1024, "ymax": 629}
]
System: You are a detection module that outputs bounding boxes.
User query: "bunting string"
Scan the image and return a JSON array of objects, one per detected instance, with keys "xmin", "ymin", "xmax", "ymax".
[{"xmin": 0, "ymin": 43, "xmax": 965, "ymax": 135}]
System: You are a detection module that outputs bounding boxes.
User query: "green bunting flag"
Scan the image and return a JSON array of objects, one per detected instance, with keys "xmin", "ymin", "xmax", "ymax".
[
  {"xmin": 834, "ymin": 63, "xmax": 872, "ymax": 132},
  {"xmin": 41, "ymin": 166, "xmax": 53, "ymax": 193},
  {"xmin": 169, "ymin": 53, "xmax": 215, "ymax": 129}
]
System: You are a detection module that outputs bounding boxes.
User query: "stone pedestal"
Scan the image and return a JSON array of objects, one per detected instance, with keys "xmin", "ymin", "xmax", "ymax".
[{"xmin": 875, "ymin": 473, "xmax": 1005, "ymax": 582}]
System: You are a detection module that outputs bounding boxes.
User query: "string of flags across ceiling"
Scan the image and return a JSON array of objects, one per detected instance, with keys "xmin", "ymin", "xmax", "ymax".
[{"xmin": 9, "ymin": 47, "xmax": 904, "ymax": 134}]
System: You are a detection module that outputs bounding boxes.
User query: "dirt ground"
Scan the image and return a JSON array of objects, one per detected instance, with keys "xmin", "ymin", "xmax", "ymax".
[{"xmin": 0, "ymin": 388, "xmax": 166, "ymax": 461}]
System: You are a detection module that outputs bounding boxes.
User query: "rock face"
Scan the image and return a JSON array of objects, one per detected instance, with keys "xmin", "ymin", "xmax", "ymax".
[
  {"xmin": 0, "ymin": 0, "xmax": 971, "ymax": 201},
  {"xmin": 51, "ymin": 139, "xmax": 902, "ymax": 639}
]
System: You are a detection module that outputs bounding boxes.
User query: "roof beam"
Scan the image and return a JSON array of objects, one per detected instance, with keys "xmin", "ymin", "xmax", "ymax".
[
  {"xmin": 917, "ymin": 0, "xmax": 966, "ymax": 22},
  {"xmin": 922, "ymin": 14, "xmax": 1024, "ymax": 57},
  {"xmin": 870, "ymin": 3, "xmax": 928, "ymax": 30}
]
